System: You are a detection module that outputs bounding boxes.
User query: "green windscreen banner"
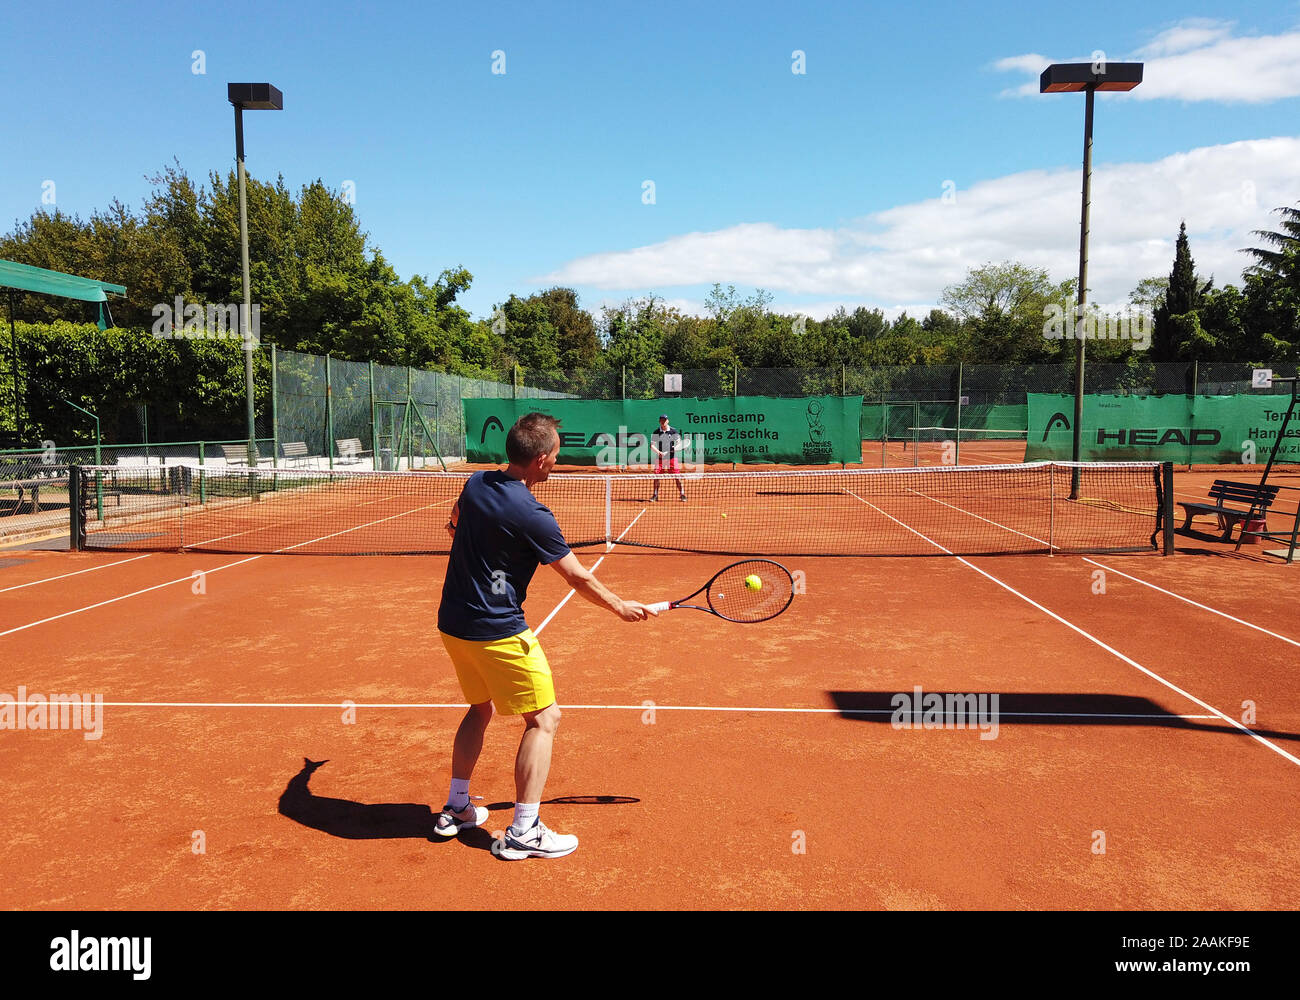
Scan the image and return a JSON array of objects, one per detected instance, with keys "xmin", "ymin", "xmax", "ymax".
[
  {"xmin": 1026, "ymin": 393, "xmax": 1300, "ymax": 464},
  {"xmin": 463, "ymin": 396, "xmax": 863, "ymax": 465}
]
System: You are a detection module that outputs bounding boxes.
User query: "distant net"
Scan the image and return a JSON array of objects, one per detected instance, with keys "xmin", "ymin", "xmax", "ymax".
[
  {"xmin": 71, "ymin": 461, "xmax": 1169, "ymax": 557},
  {"xmin": 908, "ymin": 426, "xmax": 1028, "ymax": 443}
]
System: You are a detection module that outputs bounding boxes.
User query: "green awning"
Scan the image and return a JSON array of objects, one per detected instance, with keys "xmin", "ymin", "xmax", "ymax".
[
  {"xmin": 0, "ymin": 259, "xmax": 126, "ymax": 302},
  {"xmin": 2, "ymin": 259, "xmax": 127, "ymax": 329}
]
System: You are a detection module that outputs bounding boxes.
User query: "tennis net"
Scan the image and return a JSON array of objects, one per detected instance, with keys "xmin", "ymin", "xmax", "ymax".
[{"xmin": 69, "ymin": 461, "xmax": 1172, "ymax": 557}]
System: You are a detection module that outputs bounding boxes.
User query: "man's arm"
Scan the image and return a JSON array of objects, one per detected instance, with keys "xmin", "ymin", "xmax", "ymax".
[
  {"xmin": 549, "ymin": 552, "xmax": 656, "ymax": 622},
  {"xmin": 446, "ymin": 494, "xmax": 462, "ymax": 538}
]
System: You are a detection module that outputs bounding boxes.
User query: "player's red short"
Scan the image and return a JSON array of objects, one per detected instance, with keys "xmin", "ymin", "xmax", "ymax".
[{"xmin": 654, "ymin": 458, "xmax": 682, "ymax": 474}]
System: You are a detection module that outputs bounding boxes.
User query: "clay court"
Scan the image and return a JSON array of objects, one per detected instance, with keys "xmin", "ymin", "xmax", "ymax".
[{"xmin": 1, "ymin": 454, "xmax": 1297, "ymax": 910}]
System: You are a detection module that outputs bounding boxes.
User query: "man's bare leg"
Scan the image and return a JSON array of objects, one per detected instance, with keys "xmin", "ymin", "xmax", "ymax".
[
  {"xmin": 452, "ymin": 700, "xmax": 493, "ymax": 779},
  {"xmin": 498, "ymin": 702, "xmax": 578, "ymax": 857},
  {"xmin": 515, "ymin": 702, "xmax": 561, "ymax": 803},
  {"xmin": 435, "ymin": 700, "xmax": 493, "ymax": 836}
]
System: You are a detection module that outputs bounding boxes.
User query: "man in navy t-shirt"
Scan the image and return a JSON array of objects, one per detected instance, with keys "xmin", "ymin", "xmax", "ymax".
[
  {"xmin": 435, "ymin": 412, "xmax": 656, "ymax": 860},
  {"xmin": 650, "ymin": 413, "xmax": 687, "ymax": 502}
]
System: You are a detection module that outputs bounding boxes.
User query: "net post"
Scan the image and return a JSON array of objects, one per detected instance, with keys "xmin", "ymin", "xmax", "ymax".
[
  {"xmin": 68, "ymin": 465, "xmax": 84, "ymax": 550},
  {"xmin": 1161, "ymin": 461, "xmax": 1175, "ymax": 555}
]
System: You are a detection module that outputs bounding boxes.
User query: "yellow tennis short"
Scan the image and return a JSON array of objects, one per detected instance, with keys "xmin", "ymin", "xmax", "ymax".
[{"xmin": 440, "ymin": 628, "xmax": 555, "ymax": 716}]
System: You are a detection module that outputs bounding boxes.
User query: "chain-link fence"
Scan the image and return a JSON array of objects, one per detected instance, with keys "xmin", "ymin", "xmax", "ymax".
[
  {"xmin": 272, "ymin": 350, "xmax": 575, "ymax": 468},
  {"xmin": 269, "ymin": 354, "xmax": 1300, "ymax": 467}
]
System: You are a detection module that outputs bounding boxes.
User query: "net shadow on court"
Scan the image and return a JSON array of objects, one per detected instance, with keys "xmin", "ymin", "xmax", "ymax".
[{"xmin": 827, "ymin": 692, "xmax": 1300, "ymax": 740}]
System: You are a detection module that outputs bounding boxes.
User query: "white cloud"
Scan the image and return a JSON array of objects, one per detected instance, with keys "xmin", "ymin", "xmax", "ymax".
[
  {"xmin": 996, "ymin": 20, "xmax": 1300, "ymax": 103},
  {"xmin": 539, "ymin": 137, "xmax": 1300, "ymax": 312},
  {"xmin": 1136, "ymin": 18, "xmax": 1236, "ymax": 58}
]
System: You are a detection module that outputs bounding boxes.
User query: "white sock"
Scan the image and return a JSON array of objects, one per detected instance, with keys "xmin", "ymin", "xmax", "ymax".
[
  {"xmin": 512, "ymin": 802, "xmax": 539, "ymax": 832},
  {"xmin": 448, "ymin": 777, "xmax": 470, "ymax": 811}
]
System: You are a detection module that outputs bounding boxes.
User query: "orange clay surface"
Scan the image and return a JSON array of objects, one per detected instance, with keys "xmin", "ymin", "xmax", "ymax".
[{"xmin": 1, "ymin": 467, "xmax": 1298, "ymax": 910}]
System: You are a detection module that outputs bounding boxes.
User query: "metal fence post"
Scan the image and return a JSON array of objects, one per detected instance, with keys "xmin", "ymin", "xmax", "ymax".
[
  {"xmin": 955, "ymin": 362, "xmax": 963, "ymax": 466},
  {"xmin": 270, "ymin": 344, "xmax": 278, "ymax": 467},
  {"xmin": 369, "ymin": 360, "xmax": 377, "ymax": 467},
  {"xmin": 326, "ymin": 353, "xmax": 334, "ymax": 470}
]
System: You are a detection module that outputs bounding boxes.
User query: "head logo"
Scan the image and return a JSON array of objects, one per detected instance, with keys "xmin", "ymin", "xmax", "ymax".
[
  {"xmin": 479, "ymin": 416, "xmax": 504, "ymax": 443},
  {"xmin": 1042, "ymin": 412, "xmax": 1071, "ymax": 441}
]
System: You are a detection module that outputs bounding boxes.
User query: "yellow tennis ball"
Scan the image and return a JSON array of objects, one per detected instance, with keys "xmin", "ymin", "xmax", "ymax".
[
  {"xmin": 721, "ymin": 513, "xmax": 727, "ymax": 518},
  {"xmin": 744, "ymin": 574, "xmax": 762, "ymax": 591}
]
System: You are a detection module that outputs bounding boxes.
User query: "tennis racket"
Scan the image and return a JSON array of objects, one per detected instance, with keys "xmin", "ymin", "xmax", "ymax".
[{"xmin": 647, "ymin": 559, "xmax": 794, "ymax": 623}]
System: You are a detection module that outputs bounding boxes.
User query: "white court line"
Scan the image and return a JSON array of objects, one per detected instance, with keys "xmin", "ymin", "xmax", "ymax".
[
  {"xmin": 844, "ymin": 489, "xmax": 1300, "ymax": 769},
  {"xmin": 6, "ymin": 493, "xmax": 459, "ymax": 634},
  {"xmin": 534, "ymin": 553, "xmax": 606, "ymax": 636},
  {"xmin": 533, "ymin": 507, "xmax": 647, "ymax": 636},
  {"xmin": 889, "ymin": 483, "xmax": 1299, "ymax": 649},
  {"xmin": 1083, "ymin": 557, "xmax": 1300, "ymax": 650},
  {"xmin": 55, "ymin": 701, "xmax": 1222, "ymax": 721},
  {"xmin": 902, "ymin": 487, "xmax": 1051, "ymax": 550},
  {"xmin": 0, "ymin": 554, "xmax": 154, "ymax": 594},
  {"xmin": 0, "ymin": 556, "xmax": 263, "ymax": 637}
]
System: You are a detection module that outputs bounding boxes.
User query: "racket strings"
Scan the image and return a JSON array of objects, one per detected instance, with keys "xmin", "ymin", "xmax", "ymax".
[{"xmin": 706, "ymin": 560, "xmax": 794, "ymax": 623}]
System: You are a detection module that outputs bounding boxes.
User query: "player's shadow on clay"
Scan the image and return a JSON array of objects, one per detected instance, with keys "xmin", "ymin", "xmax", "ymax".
[{"xmin": 278, "ymin": 758, "xmax": 639, "ymax": 846}]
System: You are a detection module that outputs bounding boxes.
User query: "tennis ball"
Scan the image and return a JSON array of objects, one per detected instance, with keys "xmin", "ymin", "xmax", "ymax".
[
  {"xmin": 721, "ymin": 513, "xmax": 727, "ymax": 518},
  {"xmin": 744, "ymin": 574, "xmax": 762, "ymax": 591}
]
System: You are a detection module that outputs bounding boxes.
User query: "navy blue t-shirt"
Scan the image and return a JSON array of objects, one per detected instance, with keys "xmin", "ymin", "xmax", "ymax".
[{"xmin": 438, "ymin": 470, "xmax": 572, "ymax": 641}]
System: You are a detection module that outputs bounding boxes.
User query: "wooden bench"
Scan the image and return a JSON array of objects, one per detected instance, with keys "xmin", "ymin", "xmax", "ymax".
[
  {"xmin": 78, "ymin": 468, "xmax": 125, "ymax": 512},
  {"xmin": 280, "ymin": 441, "xmax": 312, "ymax": 467},
  {"xmin": 1178, "ymin": 480, "xmax": 1278, "ymax": 542},
  {"xmin": 221, "ymin": 443, "xmax": 267, "ymax": 467},
  {"xmin": 334, "ymin": 438, "xmax": 372, "ymax": 465},
  {"xmin": 0, "ymin": 462, "xmax": 69, "ymax": 516},
  {"xmin": 1, "ymin": 475, "xmax": 69, "ymax": 515}
]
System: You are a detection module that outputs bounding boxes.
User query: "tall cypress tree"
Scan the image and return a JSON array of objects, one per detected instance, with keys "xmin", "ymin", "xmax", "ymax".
[
  {"xmin": 1151, "ymin": 221, "xmax": 1202, "ymax": 359},
  {"xmin": 1166, "ymin": 222, "xmax": 1199, "ymax": 314}
]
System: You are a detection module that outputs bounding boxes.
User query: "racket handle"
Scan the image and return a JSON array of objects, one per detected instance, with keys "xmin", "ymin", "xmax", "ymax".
[{"xmin": 646, "ymin": 601, "xmax": 671, "ymax": 613}]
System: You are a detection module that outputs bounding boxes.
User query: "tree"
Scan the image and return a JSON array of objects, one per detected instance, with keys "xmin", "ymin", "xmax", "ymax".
[
  {"xmin": 1151, "ymin": 222, "xmax": 1214, "ymax": 360},
  {"xmin": 1243, "ymin": 202, "xmax": 1300, "ymax": 281},
  {"xmin": 1128, "ymin": 276, "xmax": 1169, "ymax": 315},
  {"xmin": 939, "ymin": 261, "xmax": 1072, "ymax": 363}
]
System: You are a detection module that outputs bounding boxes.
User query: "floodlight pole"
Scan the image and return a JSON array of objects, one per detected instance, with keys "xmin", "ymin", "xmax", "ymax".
[
  {"xmin": 227, "ymin": 83, "xmax": 282, "ymax": 454},
  {"xmin": 1072, "ymin": 84, "xmax": 1095, "ymax": 499},
  {"xmin": 1040, "ymin": 61, "xmax": 1142, "ymax": 499},
  {"xmin": 234, "ymin": 103, "xmax": 255, "ymax": 447}
]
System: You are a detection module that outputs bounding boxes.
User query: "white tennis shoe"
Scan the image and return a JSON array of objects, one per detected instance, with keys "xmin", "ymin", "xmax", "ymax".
[
  {"xmin": 493, "ymin": 819, "xmax": 579, "ymax": 860},
  {"xmin": 434, "ymin": 801, "xmax": 489, "ymax": 837}
]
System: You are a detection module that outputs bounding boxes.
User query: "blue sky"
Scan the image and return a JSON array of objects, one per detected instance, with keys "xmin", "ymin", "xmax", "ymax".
[{"xmin": 3, "ymin": 0, "xmax": 1299, "ymax": 322}]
